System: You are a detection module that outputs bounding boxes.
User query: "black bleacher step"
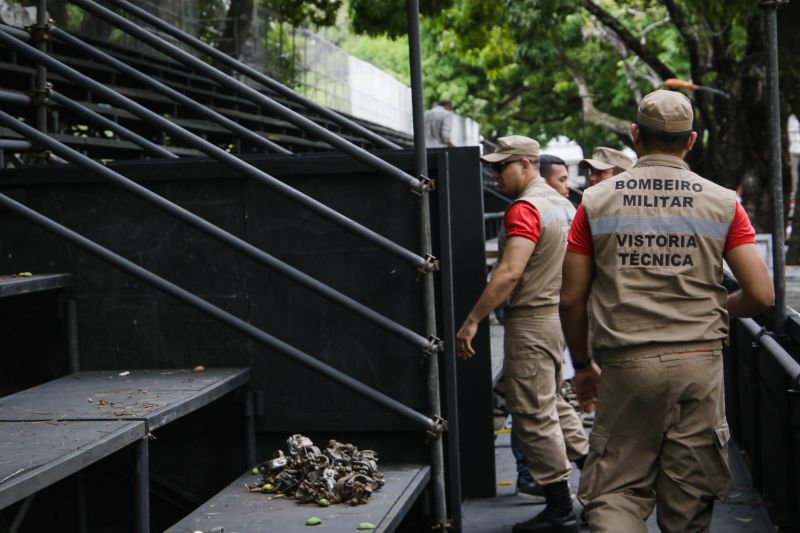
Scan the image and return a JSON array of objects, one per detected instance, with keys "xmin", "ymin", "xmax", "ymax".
[
  {"xmin": 0, "ymin": 368, "xmax": 249, "ymax": 430},
  {"xmin": 0, "ymin": 419, "xmax": 146, "ymax": 509},
  {"xmin": 0, "ymin": 273, "xmax": 72, "ymax": 298},
  {"xmin": 167, "ymin": 463, "xmax": 430, "ymax": 533}
]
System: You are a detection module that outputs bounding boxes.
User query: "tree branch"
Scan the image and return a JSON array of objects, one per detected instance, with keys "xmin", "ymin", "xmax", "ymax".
[
  {"xmin": 570, "ymin": 68, "xmax": 632, "ymax": 137},
  {"xmin": 582, "ymin": 0, "xmax": 676, "ymax": 80},
  {"xmin": 660, "ymin": 0, "xmax": 716, "ymax": 136},
  {"xmin": 584, "ymin": 23, "xmax": 658, "ymax": 97},
  {"xmin": 496, "ymin": 86, "xmax": 526, "ymax": 112}
]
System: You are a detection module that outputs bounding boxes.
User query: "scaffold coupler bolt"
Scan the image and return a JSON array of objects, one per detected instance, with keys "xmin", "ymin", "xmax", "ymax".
[
  {"xmin": 412, "ymin": 175, "xmax": 436, "ymax": 196},
  {"xmin": 423, "ymin": 335, "xmax": 444, "ymax": 357},
  {"xmin": 416, "ymin": 254, "xmax": 440, "ymax": 279},
  {"xmin": 432, "ymin": 519, "xmax": 453, "ymax": 530},
  {"xmin": 425, "ymin": 415, "xmax": 447, "ymax": 442}
]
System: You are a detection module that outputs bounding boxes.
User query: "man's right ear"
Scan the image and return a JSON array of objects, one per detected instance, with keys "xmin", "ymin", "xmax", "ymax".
[{"xmin": 630, "ymin": 123, "xmax": 640, "ymax": 145}]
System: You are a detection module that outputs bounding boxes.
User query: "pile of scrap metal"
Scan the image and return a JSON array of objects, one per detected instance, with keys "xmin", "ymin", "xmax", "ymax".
[{"xmin": 247, "ymin": 434, "xmax": 385, "ymax": 506}]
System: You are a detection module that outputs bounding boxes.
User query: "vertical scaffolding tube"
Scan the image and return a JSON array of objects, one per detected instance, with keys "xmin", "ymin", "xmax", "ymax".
[
  {"xmin": 34, "ymin": 0, "xmax": 47, "ymax": 133},
  {"xmin": 762, "ymin": 0, "xmax": 786, "ymax": 333},
  {"xmin": 406, "ymin": 0, "xmax": 449, "ymax": 528},
  {"xmin": 436, "ymin": 152, "xmax": 463, "ymax": 531},
  {"xmin": 134, "ymin": 438, "xmax": 150, "ymax": 533}
]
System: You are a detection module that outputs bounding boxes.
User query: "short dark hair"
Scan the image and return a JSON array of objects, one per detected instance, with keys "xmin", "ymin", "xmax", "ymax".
[
  {"xmin": 636, "ymin": 124, "xmax": 692, "ymax": 152},
  {"xmin": 437, "ymin": 99, "xmax": 452, "ymax": 108},
  {"xmin": 539, "ymin": 154, "xmax": 567, "ymax": 177}
]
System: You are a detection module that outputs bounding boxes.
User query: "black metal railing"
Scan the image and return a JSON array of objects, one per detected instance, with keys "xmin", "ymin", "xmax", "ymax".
[
  {"xmin": 70, "ymin": 0, "xmax": 425, "ymax": 193},
  {"xmin": 727, "ymin": 316, "xmax": 800, "ymax": 530},
  {"xmin": 0, "ymin": 28, "xmax": 431, "ymax": 271},
  {"xmin": 0, "ymin": 191, "xmax": 437, "ymax": 432}
]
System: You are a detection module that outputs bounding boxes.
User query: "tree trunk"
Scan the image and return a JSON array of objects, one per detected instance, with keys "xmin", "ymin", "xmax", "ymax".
[{"xmin": 693, "ymin": 14, "xmax": 773, "ymax": 234}]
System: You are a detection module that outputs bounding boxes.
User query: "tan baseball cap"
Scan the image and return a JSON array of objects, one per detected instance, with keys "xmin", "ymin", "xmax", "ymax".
[
  {"xmin": 579, "ymin": 147, "xmax": 633, "ymax": 172},
  {"xmin": 480, "ymin": 135, "xmax": 540, "ymax": 163},
  {"xmin": 637, "ymin": 89, "xmax": 694, "ymax": 132}
]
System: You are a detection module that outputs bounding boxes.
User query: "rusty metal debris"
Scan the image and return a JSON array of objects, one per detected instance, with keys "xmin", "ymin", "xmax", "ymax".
[{"xmin": 247, "ymin": 434, "xmax": 384, "ymax": 506}]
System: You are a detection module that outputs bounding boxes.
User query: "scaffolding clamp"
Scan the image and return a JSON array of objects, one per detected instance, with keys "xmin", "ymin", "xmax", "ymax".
[
  {"xmin": 425, "ymin": 415, "xmax": 447, "ymax": 442},
  {"xmin": 412, "ymin": 174, "xmax": 436, "ymax": 196},
  {"xmin": 27, "ymin": 18, "xmax": 53, "ymax": 43},
  {"xmin": 423, "ymin": 335, "xmax": 444, "ymax": 357},
  {"xmin": 432, "ymin": 519, "xmax": 454, "ymax": 530},
  {"xmin": 28, "ymin": 82, "xmax": 53, "ymax": 106},
  {"xmin": 416, "ymin": 253, "xmax": 440, "ymax": 279}
]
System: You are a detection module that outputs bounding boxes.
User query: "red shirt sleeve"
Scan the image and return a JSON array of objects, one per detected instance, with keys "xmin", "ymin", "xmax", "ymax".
[
  {"xmin": 567, "ymin": 203, "xmax": 593, "ymax": 256},
  {"xmin": 725, "ymin": 202, "xmax": 756, "ymax": 251},
  {"xmin": 504, "ymin": 202, "xmax": 541, "ymax": 243}
]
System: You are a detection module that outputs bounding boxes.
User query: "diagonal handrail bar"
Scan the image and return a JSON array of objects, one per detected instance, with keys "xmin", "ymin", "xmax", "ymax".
[
  {"xmin": 0, "ymin": 191, "xmax": 437, "ymax": 431},
  {"xmin": 102, "ymin": 0, "xmax": 402, "ymax": 151},
  {"xmin": 73, "ymin": 0, "xmax": 425, "ymax": 193},
  {"xmin": 0, "ymin": 84, "xmax": 174, "ymax": 160},
  {"xmin": 0, "ymin": 27, "xmax": 431, "ymax": 272},
  {"xmin": 49, "ymin": 91, "xmax": 178, "ymax": 159},
  {"xmin": 739, "ymin": 317, "xmax": 800, "ymax": 389},
  {"xmin": 50, "ymin": 27, "xmax": 292, "ymax": 156},
  {"xmin": 0, "ymin": 109, "xmax": 436, "ymax": 354}
]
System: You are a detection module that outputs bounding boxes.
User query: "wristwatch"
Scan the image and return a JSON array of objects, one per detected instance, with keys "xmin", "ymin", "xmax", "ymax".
[{"xmin": 573, "ymin": 357, "xmax": 593, "ymax": 370}]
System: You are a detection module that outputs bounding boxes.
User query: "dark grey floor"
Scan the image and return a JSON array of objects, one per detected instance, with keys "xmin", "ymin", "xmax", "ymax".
[{"xmin": 464, "ymin": 324, "xmax": 774, "ymax": 532}]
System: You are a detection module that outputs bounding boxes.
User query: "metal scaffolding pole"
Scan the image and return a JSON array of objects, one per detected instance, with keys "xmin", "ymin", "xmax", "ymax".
[
  {"xmin": 33, "ymin": 0, "xmax": 47, "ymax": 134},
  {"xmin": 50, "ymin": 92, "xmax": 177, "ymax": 159},
  {"xmin": 761, "ymin": 0, "xmax": 787, "ymax": 333},
  {"xmin": 436, "ymin": 152, "xmax": 463, "ymax": 532},
  {"xmin": 0, "ymin": 109, "xmax": 435, "ymax": 354},
  {"xmin": 71, "ymin": 0, "xmax": 426, "ymax": 193},
  {"xmin": 0, "ymin": 27, "xmax": 431, "ymax": 272},
  {"xmin": 0, "ymin": 89, "xmax": 32, "ymax": 106},
  {"xmin": 0, "ymin": 192, "xmax": 439, "ymax": 431},
  {"xmin": 101, "ymin": 0, "xmax": 401, "ymax": 151},
  {"xmin": 50, "ymin": 27, "xmax": 292, "ymax": 156},
  {"xmin": 406, "ymin": 0, "xmax": 449, "ymax": 529}
]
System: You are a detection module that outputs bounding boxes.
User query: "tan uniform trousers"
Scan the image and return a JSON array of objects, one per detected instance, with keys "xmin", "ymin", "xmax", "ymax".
[
  {"xmin": 578, "ymin": 349, "xmax": 732, "ymax": 533},
  {"xmin": 504, "ymin": 312, "xmax": 590, "ymax": 485}
]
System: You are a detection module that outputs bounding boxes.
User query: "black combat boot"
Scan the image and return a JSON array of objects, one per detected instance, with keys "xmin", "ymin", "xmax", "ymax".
[{"xmin": 511, "ymin": 480, "xmax": 578, "ymax": 533}]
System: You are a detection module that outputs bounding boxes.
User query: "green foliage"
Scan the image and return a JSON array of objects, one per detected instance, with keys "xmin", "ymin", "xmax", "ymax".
[
  {"xmin": 267, "ymin": 0, "xmax": 343, "ymax": 27},
  {"xmin": 348, "ymin": 0, "xmax": 453, "ymax": 38}
]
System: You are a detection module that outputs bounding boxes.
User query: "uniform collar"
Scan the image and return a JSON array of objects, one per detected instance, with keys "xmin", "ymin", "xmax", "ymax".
[
  {"xmin": 517, "ymin": 176, "xmax": 542, "ymax": 198},
  {"xmin": 634, "ymin": 154, "xmax": 689, "ymax": 170}
]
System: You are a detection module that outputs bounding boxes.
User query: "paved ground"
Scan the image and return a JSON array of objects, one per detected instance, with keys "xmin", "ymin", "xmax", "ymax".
[{"xmin": 463, "ymin": 325, "xmax": 774, "ymax": 532}]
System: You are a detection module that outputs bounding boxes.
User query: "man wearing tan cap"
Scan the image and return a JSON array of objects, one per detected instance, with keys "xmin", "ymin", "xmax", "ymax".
[
  {"xmin": 560, "ymin": 89, "xmax": 773, "ymax": 532},
  {"xmin": 579, "ymin": 146, "xmax": 633, "ymax": 186},
  {"xmin": 457, "ymin": 135, "xmax": 588, "ymax": 532}
]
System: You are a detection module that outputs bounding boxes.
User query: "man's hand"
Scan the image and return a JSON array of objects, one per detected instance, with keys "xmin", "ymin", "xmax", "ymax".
[
  {"xmin": 456, "ymin": 319, "xmax": 478, "ymax": 359},
  {"xmin": 573, "ymin": 360, "xmax": 601, "ymax": 412}
]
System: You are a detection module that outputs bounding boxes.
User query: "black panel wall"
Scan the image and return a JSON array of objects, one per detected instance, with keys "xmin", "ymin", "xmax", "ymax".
[{"xmin": 0, "ymin": 148, "xmax": 495, "ymax": 501}]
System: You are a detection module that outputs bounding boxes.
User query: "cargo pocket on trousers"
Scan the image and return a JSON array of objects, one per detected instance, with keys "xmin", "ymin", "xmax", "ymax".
[
  {"xmin": 579, "ymin": 430, "xmax": 609, "ymax": 503},
  {"xmin": 504, "ymin": 359, "xmax": 539, "ymax": 414},
  {"xmin": 709, "ymin": 422, "xmax": 733, "ymax": 499},
  {"xmin": 588, "ymin": 430, "xmax": 608, "ymax": 457}
]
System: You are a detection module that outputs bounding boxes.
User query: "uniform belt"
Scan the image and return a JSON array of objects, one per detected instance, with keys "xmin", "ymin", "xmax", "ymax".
[
  {"xmin": 504, "ymin": 304, "xmax": 559, "ymax": 318},
  {"xmin": 596, "ymin": 340, "xmax": 723, "ymax": 362}
]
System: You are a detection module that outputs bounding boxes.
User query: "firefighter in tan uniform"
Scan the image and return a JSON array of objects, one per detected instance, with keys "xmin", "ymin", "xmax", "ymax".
[
  {"xmin": 580, "ymin": 147, "xmax": 634, "ymax": 187},
  {"xmin": 457, "ymin": 136, "xmax": 589, "ymax": 533},
  {"xmin": 560, "ymin": 90, "xmax": 774, "ymax": 532}
]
